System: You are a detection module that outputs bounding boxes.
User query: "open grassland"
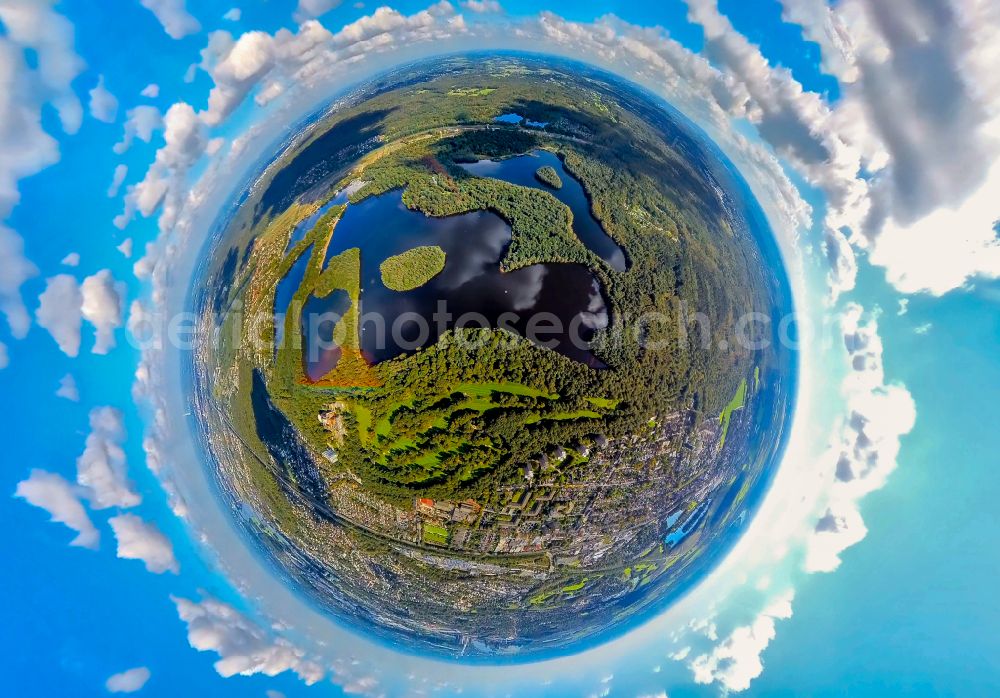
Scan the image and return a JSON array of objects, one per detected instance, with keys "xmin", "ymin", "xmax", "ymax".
[{"xmin": 718, "ymin": 377, "xmax": 748, "ymax": 449}]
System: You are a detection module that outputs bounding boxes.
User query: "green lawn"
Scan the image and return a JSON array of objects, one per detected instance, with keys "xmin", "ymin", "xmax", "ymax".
[
  {"xmin": 718, "ymin": 377, "xmax": 748, "ymax": 449},
  {"xmin": 584, "ymin": 396, "xmax": 620, "ymax": 409},
  {"xmin": 422, "ymin": 522, "xmax": 450, "ymax": 546}
]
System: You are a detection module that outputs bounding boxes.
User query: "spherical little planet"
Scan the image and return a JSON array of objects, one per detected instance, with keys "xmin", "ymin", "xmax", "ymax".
[{"xmin": 191, "ymin": 54, "xmax": 796, "ymax": 660}]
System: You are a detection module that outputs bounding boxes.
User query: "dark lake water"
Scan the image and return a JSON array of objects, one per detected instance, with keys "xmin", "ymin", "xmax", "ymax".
[
  {"xmin": 284, "ymin": 189, "xmax": 609, "ymax": 377},
  {"xmin": 273, "ymin": 242, "xmax": 313, "ymax": 352},
  {"xmin": 460, "ymin": 149, "xmax": 628, "ymax": 272}
]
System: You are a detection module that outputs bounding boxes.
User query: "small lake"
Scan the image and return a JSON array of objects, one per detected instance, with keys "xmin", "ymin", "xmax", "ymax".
[
  {"xmin": 288, "ymin": 189, "xmax": 609, "ymax": 379},
  {"xmin": 459, "ymin": 149, "xmax": 628, "ymax": 272}
]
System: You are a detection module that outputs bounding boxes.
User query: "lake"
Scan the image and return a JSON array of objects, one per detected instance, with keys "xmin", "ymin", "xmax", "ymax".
[
  {"xmin": 283, "ymin": 189, "xmax": 610, "ymax": 380},
  {"xmin": 459, "ymin": 149, "xmax": 628, "ymax": 272}
]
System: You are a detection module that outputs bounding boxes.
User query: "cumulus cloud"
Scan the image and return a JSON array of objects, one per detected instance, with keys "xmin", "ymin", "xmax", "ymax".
[
  {"xmin": 805, "ymin": 304, "xmax": 916, "ymax": 572},
  {"xmin": 118, "ymin": 238, "xmax": 134, "ymax": 258},
  {"xmin": 140, "ymin": 83, "xmax": 160, "ymax": 98},
  {"xmin": 0, "ymin": 225, "xmax": 38, "ymax": 338},
  {"xmin": 461, "ymin": 0, "xmax": 502, "ymax": 12},
  {"xmin": 690, "ymin": 590, "xmax": 794, "ymax": 692},
  {"xmin": 35, "ymin": 271, "xmax": 125, "ymax": 355},
  {"xmin": 199, "ymin": 30, "xmax": 278, "ymax": 126},
  {"xmin": 0, "ymin": 0, "xmax": 84, "ymax": 138},
  {"xmin": 114, "ymin": 105, "xmax": 164, "ymax": 155},
  {"xmin": 0, "ymin": 3, "xmax": 82, "ymax": 341},
  {"xmin": 172, "ymin": 596, "xmax": 324, "ymax": 683},
  {"xmin": 77, "ymin": 406, "xmax": 140, "ymax": 510},
  {"xmin": 774, "ymin": 0, "xmax": 1000, "ymax": 296},
  {"xmin": 109, "ymin": 514, "xmax": 179, "ymax": 574},
  {"xmin": 293, "ymin": 0, "xmax": 343, "ymax": 24},
  {"xmin": 36, "ymin": 274, "xmax": 82, "ymax": 356},
  {"xmin": 88, "ymin": 75, "xmax": 119, "ymax": 123},
  {"xmin": 81, "ymin": 269, "xmax": 125, "ymax": 354},
  {"xmin": 867, "ymin": 161, "xmax": 1000, "ymax": 295},
  {"xmin": 14, "ymin": 469, "xmax": 99, "ymax": 549},
  {"xmin": 106, "ymin": 667, "xmax": 151, "ymax": 693},
  {"xmin": 223, "ymin": 8, "xmax": 242, "ymax": 22},
  {"xmin": 0, "ymin": 340, "xmax": 7, "ymax": 369},
  {"xmin": 61, "ymin": 252, "xmax": 80, "ymax": 267},
  {"xmin": 823, "ymin": 227, "xmax": 857, "ymax": 303},
  {"xmin": 191, "ymin": 3, "xmax": 466, "ymax": 132},
  {"xmin": 118, "ymin": 102, "xmax": 207, "ymax": 232},
  {"xmin": 56, "ymin": 373, "xmax": 80, "ymax": 401},
  {"xmin": 108, "ymin": 164, "xmax": 129, "ymax": 198},
  {"xmin": 139, "ymin": 0, "xmax": 201, "ymax": 39}
]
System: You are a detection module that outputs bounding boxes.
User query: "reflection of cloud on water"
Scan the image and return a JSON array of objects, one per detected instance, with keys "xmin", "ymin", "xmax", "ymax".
[
  {"xmin": 434, "ymin": 214, "xmax": 510, "ymax": 290},
  {"xmin": 508, "ymin": 265, "xmax": 548, "ymax": 311},
  {"xmin": 578, "ymin": 277, "xmax": 609, "ymax": 329}
]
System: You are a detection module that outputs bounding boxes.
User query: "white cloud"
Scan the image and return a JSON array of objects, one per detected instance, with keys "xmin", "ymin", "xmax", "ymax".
[
  {"xmin": 172, "ymin": 596, "xmax": 325, "ymax": 683},
  {"xmin": 804, "ymin": 304, "xmax": 916, "ymax": 572},
  {"xmin": 56, "ymin": 373, "xmax": 80, "ymax": 401},
  {"xmin": 108, "ymin": 164, "xmax": 129, "ymax": 198},
  {"xmin": 89, "ymin": 75, "xmax": 119, "ymax": 123},
  {"xmin": 77, "ymin": 406, "xmax": 140, "ymax": 510},
  {"xmin": 265, "ymin": 691, "xmax": 287, "ymax": 698},
  {"xmin": 114, "ymin": 105, "xmax": 164, "ymax": 155},
  {"xmin": 36, "ymin": 274, "xmax": 82, "ymax": 356},
  {"xmin": 0, "ymin": 0, "xmax": 85, "ymax": 137},
  {"xmin": 119, "ymin": 103, "xmax": 207, "ymax": 232},
  {"xmin": 777, "ymin": 0, "xmax": 858, "ymax": 83},
  {"xmin": 139, "ymin": 0, "xmax": 202, "ymax": 40},
  {"xmin": 0, "ymin": 3, "xmax": 83, "ymax": 342},
  {"xmin": 690, "ymin": 590, "xmax": 794, "ymax": 692},
  {"xmin": 0, "ymin": 340, "xmax": 7, "ymax": 369},
  {"xmin": 81, "ymin": 269, "xmax": 125, "ymax": 354},
  {"xmin": 118, "ymin": 238, "xmax": 134, "ymax": 258},
  {"xmin": 461, "ymin": 0, "xmax": 501, "ymax": 13},
  {"xmin": 200, "ymin": 30, "xmax": 277, "ymax": 126},
  {"xmin": 61, "ymin": 252, "xmax": 80, "ymax": 267},
  {"xmin": 106, "ymin": 667, "xmax": 151, "ymax": 694},
  {"xmin": 191, "ymin": 3, "xmax": 466, "ymax": 134},
  {"xmin": 223, "ymin": 8, "xmax": 242, "ymax": 22},
  {"xmin": 109, "ymin": 514, "xmax": 179, "ymax": 574},
  {"xmin": 822, "ymin": 228, "xmax": 857, "ymax": 303},
  {"xmin": 34, "ymin": 271, "xmax": 124, "ymax": 355},
  {"xmin": 206, "ymin": 137, "xmax": 226, "ymax": 156},
  {"xmin": 0, "ymin": 225, "xmax": 38, "ymax": 338},
  {"xmin": 867, "ymin": 158, "xmax": 1000, "ymax": 295},
  {"xmin": 774, "ymin": 0, "xmax": 1000, "ymax": 295},
  {"xmin": 140, "ymin": 83, "xmax": 160, "ymax": 98},
  {"xmin": 15, "ymin": 469, "xmax": 99, "ymax": 549},
  {"xmin": 293, "ymin": 0, "xmax": 343, "ymax": 24}
]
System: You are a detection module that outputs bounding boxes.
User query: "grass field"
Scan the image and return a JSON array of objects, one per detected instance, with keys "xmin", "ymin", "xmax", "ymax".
[
  {"xmin": 718, "ymin": 377, "xmax": 748, "ymax": 449},
  {"xmin": 422, "ymin": 522, "xmax": 450, "ymax": 546}
]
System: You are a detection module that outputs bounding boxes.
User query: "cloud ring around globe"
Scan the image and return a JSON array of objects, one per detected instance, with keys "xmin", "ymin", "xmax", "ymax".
[{"xmin": 129, "ymin": 27, "xmax": 847, "ymax": 696}]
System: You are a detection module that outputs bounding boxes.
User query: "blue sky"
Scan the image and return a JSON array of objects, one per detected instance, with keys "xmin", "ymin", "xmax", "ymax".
[{"xmin": 2, "ymin": 0, "xmax": 999, "ymax": 696}]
